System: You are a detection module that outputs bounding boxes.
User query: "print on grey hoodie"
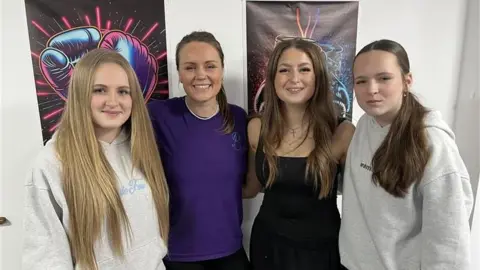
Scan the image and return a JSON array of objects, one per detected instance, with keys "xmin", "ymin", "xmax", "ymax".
[{"xmin": 22, "ymin": 130, "xmax": 168, "ymax": 270}]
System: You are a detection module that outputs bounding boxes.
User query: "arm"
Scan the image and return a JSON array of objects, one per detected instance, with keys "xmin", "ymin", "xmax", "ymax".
[
  {"xmin": 331, "ymin": 120, "xmax": 355, "ymax": 194},
  {"xmin": 147, "ymin": 101, "xmax": 164, "ymax": 150},
  {"xmin": 332, "ymin": 120, "xmax": 355, "ymax": 165},
  {"xmin": 147, "ymin": 101, "xmax": 172, "ymax": 160},
  {"xmin": 22, "ymin": 167, "xmax": 74, "ymax": 270},
  {"xmin": 242, "ymin": 117, "xmax": 263, "ymax": 199},
  {"xmin": 421, "ymin": 172, "xmax": 473, "ymax": 269}
]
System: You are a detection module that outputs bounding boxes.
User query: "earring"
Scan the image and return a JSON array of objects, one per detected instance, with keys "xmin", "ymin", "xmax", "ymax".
[{"xmin": 403, "ymin": 92, "xmax": 407, "ymax": 97}]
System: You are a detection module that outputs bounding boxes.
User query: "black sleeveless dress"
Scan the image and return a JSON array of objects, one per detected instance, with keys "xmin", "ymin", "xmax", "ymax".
[{"xmin": 249, "ymin": 132, "xmax": 345, "ymax": 270}]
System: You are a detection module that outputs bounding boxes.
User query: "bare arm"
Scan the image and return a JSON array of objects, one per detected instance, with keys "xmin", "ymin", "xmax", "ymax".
[
  {"xmin": 332, "ymin": 120, "xmax": 356, "ymax": 165},
  {"xmin": 242, "ymin": 117, "xmax": 263, "ymax": 199},
  {"xmin": 332, "ymin": 120, "xmax": 355, "ymax": 194}
]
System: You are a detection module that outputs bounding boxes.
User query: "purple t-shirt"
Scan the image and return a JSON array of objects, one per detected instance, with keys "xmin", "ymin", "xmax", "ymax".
[{"xmin": 147, "ymin": 97, "xmax": 248, "ymax": 262}]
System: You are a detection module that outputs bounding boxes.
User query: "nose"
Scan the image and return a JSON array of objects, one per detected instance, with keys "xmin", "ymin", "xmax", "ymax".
[
  {"xmin": 289, "ymin": 70, "xmax": 300, "ymax": 83},
  {"xmin": 366, "ymin": 81, "xmax": 379, "ymax": 95},
  {"xmin": 105, "ymin": 91, "xmax": 119, "ymax": 106},
  {"xmin": 195, "ymin": 66, "xmax": 207, "ymax": 78}
]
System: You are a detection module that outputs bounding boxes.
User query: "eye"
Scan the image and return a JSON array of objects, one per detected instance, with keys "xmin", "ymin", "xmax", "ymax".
[
  {"xmin": 119, "ymin": 89, "xmax": 130, "ymax": 95},
  {"xmin": 381, "ymin": 77, "xmax": 391, "ymax": 81},
  {"xmin": 185, "ymin": 66, "xmax": 195, "ymax": 70},
  {"xmin": 278, "ymin": 68, "xmax": 288, "ymax": 73},
  {"xmin": 300, "ymin": 67, "xmax": 311, "ymax": 72},
  {"xmin": 93, "ymin": 88, "xmax": 105, "ymax": 93},
  {"xmin": 207, "ymin": 64, "xmax": 217, "ymax": 69},
  {"xmin": 355, "ymin": 80, "xmax": 366, "ymax": 85}
]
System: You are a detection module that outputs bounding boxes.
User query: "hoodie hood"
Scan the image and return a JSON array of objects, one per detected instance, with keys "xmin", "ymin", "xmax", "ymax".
[
  {"xmin": 98, "ymin": 127, "xmax": 130, "ymax": 147},
  {"xmin": 49, "ymin": 127, "xmax": 129, "ymax": 146},
  {"xmin": 424, "ymin": 110, "xmax": 455, "ymax": 141}
]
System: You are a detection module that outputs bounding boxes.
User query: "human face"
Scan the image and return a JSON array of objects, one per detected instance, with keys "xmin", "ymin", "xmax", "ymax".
[
  {"xmin": 274, "ymin": 48, "xmax": 315, "ymax": 107},
  {"xmin": 353, "ymin": 50, "xmax": 412, "ymax": 126},
  {"xmin": 178, "ymin": 41, "xmax": 223, "ymax": 104},
  {"xmin": 90, "ymin": 62, "xmax": 132, "ymax": 141}
]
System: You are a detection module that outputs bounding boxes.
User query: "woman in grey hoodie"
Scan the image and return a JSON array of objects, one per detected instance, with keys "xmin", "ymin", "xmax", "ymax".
[
  {"xmin": 22, "ymin": 48, "xmax": 170, "ymax": 270},
  {"xmin": 339, "ymin": 39, "xmax": 473, "ymax": 270}
]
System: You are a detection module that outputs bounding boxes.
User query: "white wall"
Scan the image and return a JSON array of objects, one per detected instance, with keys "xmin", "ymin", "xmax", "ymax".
[
  {"xmin": 0, "ymin": 0, "xmax": 477, "ymax": 269},
  {"xmin": 454, "ymin": 0, "xmax": 479, "ymax": 199},
  {"xmin": 1, "ymin": 1, "xmax": 45, "ymax": 270},
  {"xmin": 473, "ymin": 177, "xmax": 480, "ymax": 270},
  {"xmin": 460, "ymin": 0, "xmax": 480, "ymax": 269}
]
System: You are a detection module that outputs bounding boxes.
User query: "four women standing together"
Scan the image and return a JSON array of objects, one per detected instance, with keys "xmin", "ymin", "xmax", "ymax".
[{"xmin": 22, "ymin": 30, "xmax": 473, "ymax": 270}]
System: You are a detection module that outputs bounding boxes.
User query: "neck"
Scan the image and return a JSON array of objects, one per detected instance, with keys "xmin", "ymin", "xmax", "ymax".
[
  {"xmin": 375, "ymin": 98, "xmax": 406, "ymax": 127},
  {"xmin": 95, "ymin": 127, "xmax": 121, "ymax": 144},
  {"xmin": 185, "ymin": 96, "xmax": 219, "ymax": 118},
  {"xmin": 375, "ymin": 108, "xmax": 401, "ymax": 127},
  {"xmin": 283, "ymin": 103, "xmax": 308, "ymax": 129},
  {"xmin": 374, "ymin": 117, "xmax": 391, "ymax": 128}
]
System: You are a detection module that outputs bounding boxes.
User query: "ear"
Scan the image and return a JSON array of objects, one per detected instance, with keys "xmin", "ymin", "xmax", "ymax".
[
  {"xmin": 178, "ymin": 72, "xmax": 185, "ymax": 85},
  {"xmin": 404, "ymin": 72, "xmax": 413, "ymax": 91}
]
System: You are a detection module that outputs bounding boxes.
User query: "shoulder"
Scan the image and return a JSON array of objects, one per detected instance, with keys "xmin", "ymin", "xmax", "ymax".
[
  {"xmin": 422, "ymin": 110, "xmax": 469, "ymax": 184},
  {"xmin": 26, "ymin": 138, "xmax": 62, "ymax": 189},
  {"xmin": 247, "ymin": 117, "xmax": 262, "ymax": 150},
  {"xmin": 228, "ymin": 103, "xmax": 248, "ymax": 119},
  {"xmin": 348, "ymin": 113, "xmax": 373, "ymax": 142},
  {"xmin": 147, "ymin": 97, "xmax": 183, "ymax": 114},
  {"xmin": 147, "ymin": 97, "xmax": 186, "ymax": 125},
  {"xmin": 356, "ymin": 113, "xmax": 371, "ymax": 128},
  {"xmin": 332, "ymin": 119, "xmax": 356, "ymax": 162},
  {"xmin": 423, "ymin": 111, "xmax": 457, "ymax": 149},
  {"xmin": 334, "ymin": 119, "xmax": 356, "ymax": 141},
  {"xmin": 32, "ymin": 138, "xmax": 61, "ymax": 169}
]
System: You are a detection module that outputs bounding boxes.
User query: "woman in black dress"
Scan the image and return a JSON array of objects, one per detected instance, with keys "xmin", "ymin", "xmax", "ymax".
[{"xmin": 242, "ymin": 37, "xmax": 354, "ymax": 270}]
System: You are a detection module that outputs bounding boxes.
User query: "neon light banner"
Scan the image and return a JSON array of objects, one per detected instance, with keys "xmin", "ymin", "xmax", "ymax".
[
  {"xmin": 23, "ymin": 0, "xmax": 169, "ymax": 143},
  {"xmin": 246, "ymin": 1, "xmax": 359, "ymax": 120}
]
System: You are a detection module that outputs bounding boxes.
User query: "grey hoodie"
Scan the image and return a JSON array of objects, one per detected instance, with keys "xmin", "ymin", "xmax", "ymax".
[
  {"xmin": 339, "ymin": 110, "xmax": 474, "ymax": 270},
  {"xmin": 22, "ymin": 130, "xmax": 168, "ymax": 269}
]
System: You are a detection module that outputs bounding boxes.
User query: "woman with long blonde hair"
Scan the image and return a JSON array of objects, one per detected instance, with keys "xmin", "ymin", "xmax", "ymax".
[{"xmin": 22, "ymin": 48, "xmax": 170, "ymax": 269}]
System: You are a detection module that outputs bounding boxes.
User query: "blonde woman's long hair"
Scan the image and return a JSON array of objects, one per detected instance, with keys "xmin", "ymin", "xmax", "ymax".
[{"xmin": 54, "ymin": 48, "xmax": 169, "ymax": 269}]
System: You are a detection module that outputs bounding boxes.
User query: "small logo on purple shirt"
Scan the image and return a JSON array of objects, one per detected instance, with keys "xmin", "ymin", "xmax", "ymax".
[{"xmin": 231, "ymin": 132, "xmax": 243, "ymax": 151}]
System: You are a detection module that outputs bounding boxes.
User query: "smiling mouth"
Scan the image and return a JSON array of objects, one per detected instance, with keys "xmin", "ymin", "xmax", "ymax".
[
  {"xmin": 193, "ymin": 84, "xmax": 211, "ymax": 90},
  {"xmin": 103, "ymin": 111, "xmax": 122, "ymax": 116},
  {"xmin": 286, "ymin": 88, "xmax": 303, "ymax": 93}
]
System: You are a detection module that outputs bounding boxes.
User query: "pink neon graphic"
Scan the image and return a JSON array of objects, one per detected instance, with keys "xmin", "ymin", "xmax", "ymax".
[
  {"xmin": 31, "ymin": 21, "xmax": 50, "ymax": 37},
  {"xmin": 30, "ymin": 6, "xmax": 168, "ymax": 136},
  {"xmin": 61, "ymin": 16, "xmax": 72, "ymax": 29}
]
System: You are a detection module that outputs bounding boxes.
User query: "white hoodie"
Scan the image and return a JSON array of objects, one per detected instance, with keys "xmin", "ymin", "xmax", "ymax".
[
  {"xmin": 339, "ymin": 110, "xmax": 474, "ymax": 270},
  {"xmin": 22, "ymin": 130, "xmax": 168, "ymax": 270}
]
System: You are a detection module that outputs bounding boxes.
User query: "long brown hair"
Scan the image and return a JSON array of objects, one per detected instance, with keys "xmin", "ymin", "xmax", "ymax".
[
  {"xmin": 260, "ymin": 38, "xmax": 338, "ymax": 198},
  {"xmin": 175, "ymin": 31, "xmax": 234, "ymax": 133},
  {"xmin": 355, "ymin": 39, "xmax": 431, "ymax": 197},
  {"xmin": 55, "ymin": 48, "xmax": 169, "ymax": 269}
]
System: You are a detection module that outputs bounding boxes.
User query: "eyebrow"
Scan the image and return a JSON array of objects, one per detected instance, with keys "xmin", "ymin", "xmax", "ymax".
[
  {"xmin": 278, "ymin": 62, "xmax": 312, "ymax": 67},
  {"xmin": 93, "ymin": 83, "xmax": 130, "ymax": 89},
  {"xmin": 354, "ymin": 72, "xmax": 394, "ymax": 80},
  {"xmin": 182, "ymin": 60, "xmax": 219, "ymax": 65}
]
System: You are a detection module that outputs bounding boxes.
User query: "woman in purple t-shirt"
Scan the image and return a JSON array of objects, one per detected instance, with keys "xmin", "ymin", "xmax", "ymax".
[{"xmin": 147, "ymin": 31, "xmax": 251, "ymax": 270}]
